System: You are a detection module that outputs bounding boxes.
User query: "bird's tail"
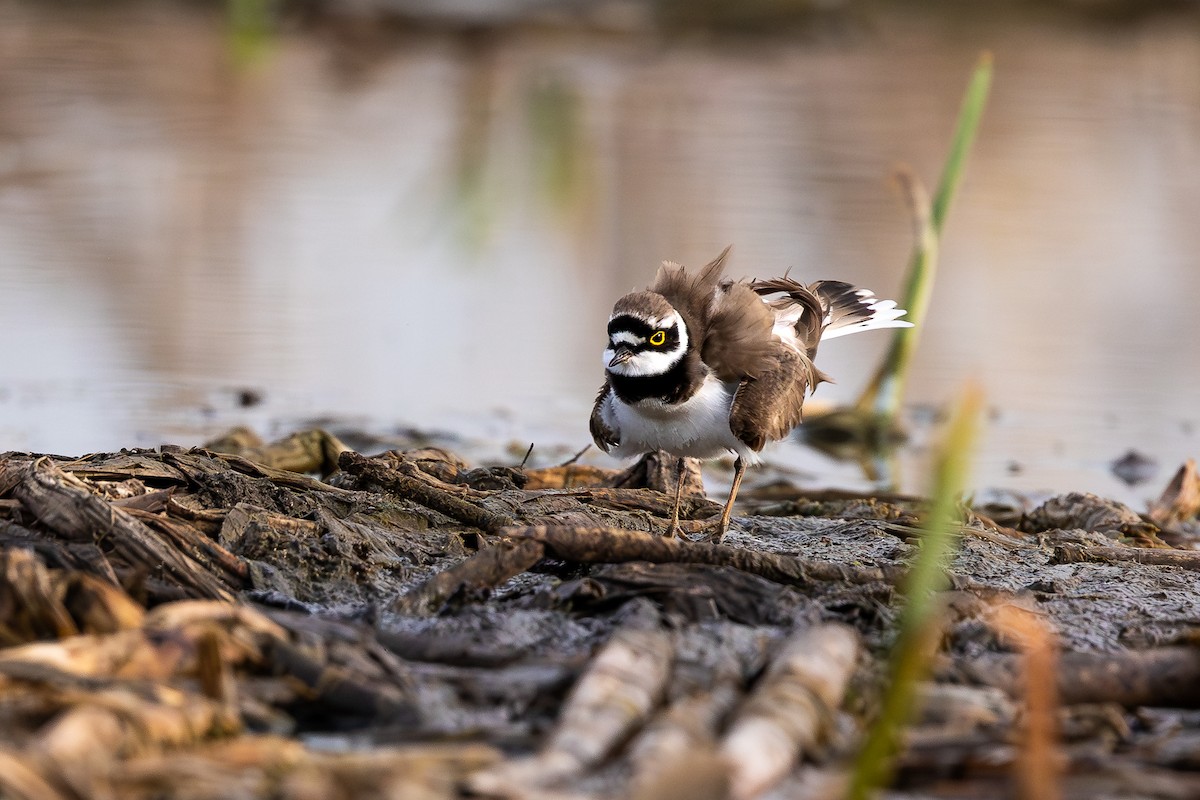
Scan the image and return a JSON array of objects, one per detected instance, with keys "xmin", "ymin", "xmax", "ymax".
[{"xmin": 808, "ymin": 280, "xmax": 912, "ymax": 341}]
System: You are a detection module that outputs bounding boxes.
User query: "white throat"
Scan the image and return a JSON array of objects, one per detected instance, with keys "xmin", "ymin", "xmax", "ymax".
[{"xmin": 603, "ymin": 312, "xmax": 689, "ymax": 377}]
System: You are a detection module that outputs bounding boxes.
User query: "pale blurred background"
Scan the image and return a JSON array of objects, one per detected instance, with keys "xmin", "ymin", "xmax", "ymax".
[{"xmin": 1, "ymin": 0, "xmax": 1198, "ymax": 503}]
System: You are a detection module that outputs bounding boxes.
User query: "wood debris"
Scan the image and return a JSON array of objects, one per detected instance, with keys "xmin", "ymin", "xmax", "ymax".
[{"xmin": 3, "ymin": 435, "xmax": 1200, "ymax": 797}]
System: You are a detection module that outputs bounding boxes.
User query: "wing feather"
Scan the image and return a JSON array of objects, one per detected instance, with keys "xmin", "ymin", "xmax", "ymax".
[
  {"xmin": 727, "ymin": 349, "xmax": 815, "ymax": 451},
  {"xmin": 589, "ymin": 382, "xmax": 620, "ymax": 452},
  {"xmin": 701, "ymin": 282, "xmax": 778, "ymax": 381},
  {"xmin": 648, "ymin": 245, "xmax": 732, "ymax": 326}
]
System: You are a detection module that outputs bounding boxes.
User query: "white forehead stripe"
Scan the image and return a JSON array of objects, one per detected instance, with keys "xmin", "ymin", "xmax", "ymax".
[{"xmin": 611, "ymin": 331, "xmax": 644, "ymax": 346}]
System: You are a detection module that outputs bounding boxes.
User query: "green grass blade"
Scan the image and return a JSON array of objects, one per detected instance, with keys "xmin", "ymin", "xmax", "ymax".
[
  {"xmin": 227, "ymin": 0, "xmax": 275, "ymax": 68},
  {"xmin": 846, "ymin": 381, "xmax": 983, "ymax": 799},
  {"xmin": 931, "ymin": 52, "xmax": 994, "ymax": 234},
  {"xmin": 857, "ymin": 53, "xmax": 993, "ymax": 420}
]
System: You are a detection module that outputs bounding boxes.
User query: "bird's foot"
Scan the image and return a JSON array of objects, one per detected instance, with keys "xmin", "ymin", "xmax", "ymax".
[{"xmin": 662, "ymin": 522, "xmax": 683, "ymax": 539}]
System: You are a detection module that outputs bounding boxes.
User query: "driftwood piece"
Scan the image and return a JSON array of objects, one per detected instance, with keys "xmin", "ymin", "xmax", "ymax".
[
  {"xmin": 470, "ymin": 625, "xmax": 674, "ymax": 794},
  {"xmin": 609, "ymin": 452, "xmax": 707, "ymax": 497},
  {"xmin": 1052, "ymin": 543, "xmax": 1200, "ymax": 571},
  {"xmin": 963, "ymin": 647, "xmax": 1200, "ymax": 708},
  {"xmin": 508, "ymin": 486, "xmax": 721, "ymax": 523},
  {"xmin": 203, "ymin": 427, "xmax": 349, "ymax": 476},
  {"xmin": 56, "ymin": 452, "xmax": 189, "ymax": 484},
  {"xmin": 617, "ymin": 619, "xmax": 774, "ymax": 795},
  {"xmin": 167, "ymin": 450, "xmax": 357, "ymax": 500},
  {"xmin": 628, "ymin": 684, "xmax": 739, "ymax": 800},
  {"xmin": 5, "ymin": 459, "xmax": 234, "ymax": 602},
  {"xmin": 0, "ymin": 549, "xmax": 145, "ymax": 646},
  {"xmin": 1149, "ymin": 459, "xmax": 1200, "ymax": 527},
  {"xmin": 523, "ymin": 464, "xmax": 622, "ymax": 490},
  {"xmin": 0, "ymin": 548, "xmax": 78, "ymax": 644},
  {"xmin": 0, "ymin": 750, "xmax": 66, "ymax": 800},
  {"xmin": 340, "ymin": 451, "xmax": 517, "ymax": 533},
  {"xmin": 719, "ymin": 624, "xmax": 860, "ymax": 800},
  {"xmin": 505, "ymin": 525, "xmax": 906, "ymax": 587},
  {"xmin": 126, "ymin": 508, "xmax": 250, "ymax": 587},
  {"xmin": 392, "ymin": 539, "xmax": 546, "ymax": 614},
  {"xmin": 523, "ymin": 451, "xmax": 706, "ymax": 496},
  {"xmin": 110, "ymin": 737, "xmax": 501, "ymax": 800}
]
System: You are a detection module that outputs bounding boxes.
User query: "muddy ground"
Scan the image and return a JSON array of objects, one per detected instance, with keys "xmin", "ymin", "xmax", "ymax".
[{"xmin": 2, "ymin": 429, "xmax": 1200, "ymax": 799}]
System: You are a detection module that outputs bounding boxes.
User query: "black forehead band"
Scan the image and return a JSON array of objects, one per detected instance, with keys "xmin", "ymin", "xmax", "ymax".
[{"xmin": 608, "ymin": 315, "xmax": 659, "ymax": 338}]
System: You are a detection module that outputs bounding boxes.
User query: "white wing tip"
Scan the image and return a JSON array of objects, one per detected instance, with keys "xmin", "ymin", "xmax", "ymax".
[{"xmin": 820, "ymin": 317, "xmax": 913, "ymax": 340}]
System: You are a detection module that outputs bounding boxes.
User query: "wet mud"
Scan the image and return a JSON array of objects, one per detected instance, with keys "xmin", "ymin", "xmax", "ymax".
[{"xmin": 2, "ymin": 433, "xmax": 1200, "ymax": 798}]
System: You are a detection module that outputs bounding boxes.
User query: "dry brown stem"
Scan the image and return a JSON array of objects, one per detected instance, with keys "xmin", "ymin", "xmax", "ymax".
[
  {"xmin": 505, "ymin": 524, "xmax": 905, "ymax": 587},
  {"xmin": 339, "ymin": 451, "xmax": 518, "ymax": 533},
  {"xmin": 391, "ymin": 538, "xmax": 546, "ymax": 614}
]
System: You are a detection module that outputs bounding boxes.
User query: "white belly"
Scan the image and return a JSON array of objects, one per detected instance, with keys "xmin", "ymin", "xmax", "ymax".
[{"xmin": 603, "ymin": 376, "xmax": 760, "ymax": 463}]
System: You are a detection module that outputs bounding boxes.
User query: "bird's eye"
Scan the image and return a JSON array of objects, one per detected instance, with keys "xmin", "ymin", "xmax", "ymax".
[{"xmin": 649, "ymin": 330, "xmax": 666, "ymax": 346}]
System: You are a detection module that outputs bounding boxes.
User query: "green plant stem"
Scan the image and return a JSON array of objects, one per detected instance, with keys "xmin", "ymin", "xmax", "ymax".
[
  {"xmin": 857, "ymin": 52, "xmax": 993, "ymax": 421},
  {"xmin": 847, "ymin": 381, "xmax": 983, "ymax": 799}
]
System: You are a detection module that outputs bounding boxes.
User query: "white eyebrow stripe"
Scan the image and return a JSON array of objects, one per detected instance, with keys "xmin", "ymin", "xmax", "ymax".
[
  {"xmin": 648, "ymin": 311, "xmax": 681, "ymax": 330},
  {"xmin": 611, "ymin": 331, "xmax": 644, "ymax": 346}
]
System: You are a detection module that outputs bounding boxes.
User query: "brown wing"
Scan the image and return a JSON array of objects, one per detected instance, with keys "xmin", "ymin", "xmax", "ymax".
[
  {"xmin": 749, "ymin": 276, "xmax": 827, "ymax": 358},
  {"xmin": 651, "ymin": 246, "xmax": 778, "ymax": 381},
  {"xmin": 727, "ymin": 348, "xmax": 817, "ymax": 452},
  {"xmin": 589, "ymin": 381, "xmax": 619, "ymax": 452},
  {"xmin": 701, "ymin": 282, "xmax": 778, "ymax": 381},
  {"xmin": 648, "ymin": 246, "xmax": 731, "ymax": 330}
]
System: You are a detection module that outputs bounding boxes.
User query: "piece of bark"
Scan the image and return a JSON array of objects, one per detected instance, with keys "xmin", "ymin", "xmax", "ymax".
[
  {"xmin": 126, "ymin": 508, "xmax": 250, "ymax": 587},
  {"xmin": 718, "ymin": 624, "xmax": 860, "ymax": 800},
  {"xmin": 1149, "ymin": 460, "xmax": 1200, "ymax": 527},
  {"xmin": 169, "ymin": 449, "xmax": 358, "ymax": 498},
  {"xmin": 204, "ymin": 428, "xmax": 350, "ymax": 477},
  {"xmin": 371, "ymin": 447, "xmax": 472, "ymax": 484},
  {"xmin": 470, "ymin": 625, "xmax": 674, "ymax": 794},
  {"xmin": 559, "ymin": 562, "xmax": 807, "ymax": 626},
  {"xmin": 505, "ymin": 525, "xmax": 906, "ymax": 587},
  {"xmin": 0, "ymin": 750, "xmax": 66, "ymax": 800},
  {"xmin": 1052, "ymin": 543, "xmax": 1200, "ymax": 571},
  {"xmin": 1, "ymin": 548, "xmax": 79, "ymax": 644},
  {"xmin": 340, "ymin": 451, "xmax": 517, "ymax": 533},
  {"xmin": 1022, "ymin": 492, "xmax": 1158, "ymax": 540},
  {"xmin": 56, "ymin": 452, "xmax": 189, "ymax": 484},
  {"xmin": 391, "ymin": 539, "xmax": 546, "ymax": 614},
  {"xmin": 57, "ymin": 571, "xmax": 146, "ymax": 636},
  {"xmin": 609, "ymin": 451, "xmax": 706, "ymax": 499},
  {"xmin": 523, "ymin": 464, "xmax": 622, "ymax": 490},
  {"xmin": 6, "ymin": 459, "xmax": 234, "ymax": 602},
  {"xmin": 963, "ymin": 647, "xmax": 1200, "ymax": 708},
  {"xmin": 628, "ymin": 684, "xmax": 740, "ymax": 800}
]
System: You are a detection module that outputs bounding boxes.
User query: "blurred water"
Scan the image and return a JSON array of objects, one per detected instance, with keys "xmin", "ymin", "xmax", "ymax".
[{"xmin": 1, "ymin": 4, "xmax": 1198, "ymax": 505}]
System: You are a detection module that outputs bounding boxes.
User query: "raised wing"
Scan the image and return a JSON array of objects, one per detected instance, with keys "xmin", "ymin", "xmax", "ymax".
[{"xmin": 727, "ymin": 349, "xmax": 817, "ymax": 452}]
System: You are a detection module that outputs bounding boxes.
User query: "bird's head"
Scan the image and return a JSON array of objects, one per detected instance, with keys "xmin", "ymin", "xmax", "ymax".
[{"xmin": 603, "ymin": 291, "xmax": 689, "ymax": 377}]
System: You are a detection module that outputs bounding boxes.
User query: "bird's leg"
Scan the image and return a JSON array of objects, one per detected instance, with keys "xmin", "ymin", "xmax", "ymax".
[
  {"xmin": 711, "ymin": 456, "xmax": 747, "ymax": 543},
  {"xmin": 664, "ymin": 456, "xmax": 686, "ymax": 538}
]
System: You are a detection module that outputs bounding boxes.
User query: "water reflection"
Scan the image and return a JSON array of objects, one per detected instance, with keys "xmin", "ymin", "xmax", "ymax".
[{"xmin": 1, "ymin": 3, "xmax": 1198, "ymax": 505}]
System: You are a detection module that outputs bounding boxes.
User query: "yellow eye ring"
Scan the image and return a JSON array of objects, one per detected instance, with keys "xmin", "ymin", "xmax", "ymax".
[{"xmin": 649, "ymin": 330, "xmax": 666, "ymax": 346}]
